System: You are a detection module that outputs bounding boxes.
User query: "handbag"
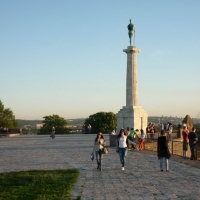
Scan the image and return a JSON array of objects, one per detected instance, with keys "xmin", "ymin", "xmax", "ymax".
[
  {"xmin": 102, "ymin": 147, "xmax": 109, "ymax": 154},
  {"xmin": 116, "ymin": 146, "xmax": 119, "ymax": 153},
  {"xmin": 91, "ymin": 152, "xmax": 94, "ymax": 161}
]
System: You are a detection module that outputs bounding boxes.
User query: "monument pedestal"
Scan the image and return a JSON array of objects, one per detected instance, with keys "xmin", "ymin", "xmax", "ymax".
[
  {"xmin": 116, "ymin": 45, "xmax": 148, "ymax": 133},
  {"xmin": 117, "ymin": 106, "xmax": 148, "ymax": 133},
  {"xmin": 109, "ymin": 134, "xmax": 118, "ymax": 147}
]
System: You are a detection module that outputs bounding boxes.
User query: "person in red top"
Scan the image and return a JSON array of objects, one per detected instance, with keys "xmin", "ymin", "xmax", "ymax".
[{"xmin": 182, "ymin": 126, "xmax": 189, "ymax": 159}]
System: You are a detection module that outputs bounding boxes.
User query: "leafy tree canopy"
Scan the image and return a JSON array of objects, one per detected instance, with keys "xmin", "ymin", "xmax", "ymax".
[
  {"xmin": 0, "ymin": 100, "xmax": 19, "ymax": 128},
  {"xmin": 38, "ymin": 114, "xmax": 69, "ymax": 135},
  {"xmin": 84, "ymin": 112, "xmax": 117, "ymax": 134}
]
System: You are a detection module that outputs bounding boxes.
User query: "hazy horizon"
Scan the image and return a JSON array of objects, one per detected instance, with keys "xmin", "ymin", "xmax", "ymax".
[{"xmin": 16, "ymin": 114, "xmax": 200, "ymax": 121}]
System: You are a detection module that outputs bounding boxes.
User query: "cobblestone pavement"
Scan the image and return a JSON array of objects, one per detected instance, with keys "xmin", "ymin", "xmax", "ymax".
[{"xmin": 0, "ymin": 134, "xmax": 200, "ymax": 200}]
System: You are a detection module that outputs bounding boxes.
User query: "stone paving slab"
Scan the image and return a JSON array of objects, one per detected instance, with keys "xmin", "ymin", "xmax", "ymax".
[{"xmin": 0, "ymin": 134, "xmax": 200, "ymax": 200}]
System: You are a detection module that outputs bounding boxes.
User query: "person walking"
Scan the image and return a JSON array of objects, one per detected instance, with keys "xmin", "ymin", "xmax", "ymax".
[
  {"xmin": 117, "ymin": 129, "xmax": 128, "ymax": 170},
  {"xmin": 188, "ymin": 127, "xmax": 198, "ymax": 160},
  {"xmin": 138, "ymin": 129, "xmax": 146, "ymax": 151},
  {"xmin": 182, "ymin": 126, "xmax": 189, "ymax": 159},
  {"xmin": 157, "ymin": 130, "xmax": 171, "ymax": 172},
  {"xmin": 50, "ymin": 126, "xmax": 55, "ymax": 139},
  {"xmin": 93, "ymin": 133, "xmax": 105, "ymax": 171}
]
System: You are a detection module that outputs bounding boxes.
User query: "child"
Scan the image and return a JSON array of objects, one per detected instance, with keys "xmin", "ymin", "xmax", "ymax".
[{"xmin": 138, "ymin": 129, "xmax": 146, "ymax": 150}]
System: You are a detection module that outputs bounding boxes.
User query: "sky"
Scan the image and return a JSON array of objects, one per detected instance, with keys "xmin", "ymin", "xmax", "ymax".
[{"xmin": 0, "ymin": 0, "xmax": 200, "ymax": 120}]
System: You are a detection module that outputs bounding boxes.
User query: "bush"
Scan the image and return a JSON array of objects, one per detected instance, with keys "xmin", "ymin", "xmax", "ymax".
[{"xmin": 84, "ymin": 112, "xmax": 116, "ymax": 134}]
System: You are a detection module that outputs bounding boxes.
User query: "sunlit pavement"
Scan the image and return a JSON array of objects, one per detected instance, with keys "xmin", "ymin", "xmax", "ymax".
[{"xmin": 0, "ymin": 134, "xmax": 200, "ymax": 200}]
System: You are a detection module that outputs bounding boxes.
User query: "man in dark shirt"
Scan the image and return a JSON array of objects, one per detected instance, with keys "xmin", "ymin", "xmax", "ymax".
[
  {"xmin": 157, "ymin": 130, "xmax": 170, "ymax": 172},
  {"xmin": 188, "ymin": 127, "xmax": 198, "ymax": 160}
]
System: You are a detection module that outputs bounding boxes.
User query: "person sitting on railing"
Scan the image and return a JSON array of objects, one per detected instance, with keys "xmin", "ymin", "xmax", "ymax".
[{"xmin": 188, "ymin": 127, "xmax": 198, "ymax": 160}]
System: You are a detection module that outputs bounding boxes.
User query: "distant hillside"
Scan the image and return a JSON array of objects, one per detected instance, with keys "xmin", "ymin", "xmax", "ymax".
[
  {"xmin": 17, "ymin": 118, "xmax": 86, "ymax": 128},
  {"xmin": 17, "ymin": 116, "xmax": 200, "ymax": 129},
  {"xmin": 17, "ymin": 119, "xmax": 43, "ymax": 128},
  {"xmin": 67, "ymin": 118, "xmax": 86, "ymax": 125}
]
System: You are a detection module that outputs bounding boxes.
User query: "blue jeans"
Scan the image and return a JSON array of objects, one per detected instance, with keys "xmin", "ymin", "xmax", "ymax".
[
  {"xmin": 95, "ymin": 150, "xmax": 103, "ymax": 166},
  {"xmin": 189, "ymin": 143, "xmax": 196, "ymax": 159},
  {"xmin": 160, "ymin": 157, "xmax": 169, "ymax": 171},
  {"xmin": 118, "ymin": 148, "xmax": 127, "ymax": 167}
]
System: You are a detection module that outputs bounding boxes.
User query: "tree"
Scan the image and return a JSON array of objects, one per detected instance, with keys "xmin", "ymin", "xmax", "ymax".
[
  {"xmin": 38, "ymin": 114, "xmax": 70, "ymax": 135},
  {"xmin": 0, "ymin": 100, "xmax": 19, "ymax": 128},
  {"xmin": 84, "ymin": 112, "xmax": 117, "ymax": 134}
]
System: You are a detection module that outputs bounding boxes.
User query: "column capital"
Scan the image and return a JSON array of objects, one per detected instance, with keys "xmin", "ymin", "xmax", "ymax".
[{"xmin": 123, "ymin": 46, "xmax": 140, "ymax": 54}]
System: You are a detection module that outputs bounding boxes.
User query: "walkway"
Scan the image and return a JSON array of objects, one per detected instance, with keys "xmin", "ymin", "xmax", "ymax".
[{"xmin": 0, "ymin": 134, "xmax": 200, "ymax": 200}]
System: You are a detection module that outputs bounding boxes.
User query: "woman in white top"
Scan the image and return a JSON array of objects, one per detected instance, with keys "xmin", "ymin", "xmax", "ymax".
[
  {"xmin": 117, "ymin": 129, "xmax": 128, "ymax": 170},
  {"xmin": 93, "ymin": 132, "xmax": 105, "ymax": 171}
]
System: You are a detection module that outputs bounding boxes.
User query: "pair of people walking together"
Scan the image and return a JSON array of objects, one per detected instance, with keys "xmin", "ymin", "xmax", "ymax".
[{"xmin": 92, "ymin": 131, "xmax": 128, "ymax": 171}]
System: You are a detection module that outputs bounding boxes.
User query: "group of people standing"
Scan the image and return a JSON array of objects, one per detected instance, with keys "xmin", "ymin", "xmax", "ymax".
[
  {"xmin": 146, "ymin": 123, "xmax": 156, "ymax": 142},
  {"xmin": 82, "ymin": 124, "xmax": 92, "ymax": 133},
  {"xmin": 0, "ymin": 127, "xmax": 9, "ymax": 134},
  {"xmin": 92, "ymin": 127, "xmax": 171, "ymax": 172}
]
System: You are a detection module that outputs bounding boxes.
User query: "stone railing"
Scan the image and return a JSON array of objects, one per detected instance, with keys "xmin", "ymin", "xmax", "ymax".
[
  {"xmin": 109, "ymin": 133, "xmax": 200, "ymax": 161},
  {"xmin": 0, "ymin": 128, "xmax": 22, "ymax": 137},
  {"xmin": 144, "ymin": 140, "xmax": 200, "ymax": 161}
]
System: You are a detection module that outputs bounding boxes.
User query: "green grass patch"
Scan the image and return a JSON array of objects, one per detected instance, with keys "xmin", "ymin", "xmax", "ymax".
[{"xmin": 0, "ymin": 169, "xmax": 79, "ymax": 200}]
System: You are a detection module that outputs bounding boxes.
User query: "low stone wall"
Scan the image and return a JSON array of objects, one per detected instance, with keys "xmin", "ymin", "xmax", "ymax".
[
  {"xmin": 9, "ymin": 128, "xmax": 22, "ymax": 134},
  {"xmin": 0, "ymin": 128, "xmax": 21, "ymax": 138},
  {"xmin": 8, "ymin": 133, "xmax": 21, "ymax": 137},
  {"xmin": 110, "ymin": 135, "xmax": 117, "ymax": 147}
]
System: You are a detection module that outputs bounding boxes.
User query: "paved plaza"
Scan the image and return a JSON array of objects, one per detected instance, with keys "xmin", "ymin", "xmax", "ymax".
[{"xmin": 0, "ymin": 134, "xmax": 200, "ymax": 200}]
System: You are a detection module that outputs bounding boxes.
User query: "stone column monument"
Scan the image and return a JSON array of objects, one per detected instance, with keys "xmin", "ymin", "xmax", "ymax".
[{"xmin": 116, "ymin": 20, "xmax": 148, "ymax": 133}]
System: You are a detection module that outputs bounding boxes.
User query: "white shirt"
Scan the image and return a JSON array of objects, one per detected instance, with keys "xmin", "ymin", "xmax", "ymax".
[
  {"xmin": 140, "ymin": 132, "xmax": 146, "ymax": 139},
  {"xmin": 118, "ymin": 136, "xmax": 127, "ymax": 148},
  {"xmin": 111, "ymin": 130, "xmax": 116, "ymax": 135}
]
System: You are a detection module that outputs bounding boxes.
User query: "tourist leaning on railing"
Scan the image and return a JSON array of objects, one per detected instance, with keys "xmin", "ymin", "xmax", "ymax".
[
  {"xmin": 182, "ymin": 126, "xmax": 189, "ymax": 159},
  {"xmin": 188, "ymin": 128, "xmax": 198, "ymax": 160}
]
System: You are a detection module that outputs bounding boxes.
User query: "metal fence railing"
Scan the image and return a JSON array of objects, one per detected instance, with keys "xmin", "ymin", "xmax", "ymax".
[{"xmin": 143, "ymin": 140, "xmax": 200, "ymax": 161}]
